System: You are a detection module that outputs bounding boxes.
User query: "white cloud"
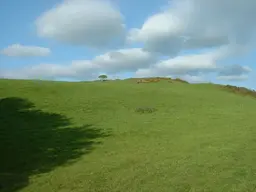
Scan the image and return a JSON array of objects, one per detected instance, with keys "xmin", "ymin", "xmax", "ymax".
[
  {"xmin": 0, "ymin": 48, "xmax": 156, "ymax": 80},
  {"xmin": 1, "ymin": 44, "xmax": 50, "ymax": 57},
  {"xmin": 135, "ymin": 47, "xmax": 252, "ymax": 81},
  {"xmin": 1, "ymin": 47, "xmax": 251, "ymax": 82},
  {"xmin": 0, "ymin": 62, "xmax": 100, "ymax": 81},
  {"xmin": 36, "ymin": 0, "xmax": 125, "ymax": 48},
  {"xmin": 128, "ymin": 0, "xmax": 256, "ymax": 56},
  {"xmin": 92, "ymin": 48, "xmax": 157, "ymax": 73},
  {"xmin": 2, "ymin": 0, "xmax": 254, "ymax": 83},
  {"xmin": 218, "ymin": 65, "xmax": 252, "ymax": 76},
  {"xmin": 217, "ymin": 75, "xmax": 249, "ymax": 81},
  {"xmin": 127, "ymin": 0, "xmax": 255, "ymax": 82},
  {"xmin": 135, "ymin": 47, "xmax": 225, "ymax": 77},
  {"xmin": 127, "ymin": 12, "xmax": 184, "ymax": 55},
  {"xmin": 216, "ymin": 65, "xmax": 252, "ymax": 81},
  {"xmin": 1, "ymin": 46, "xmax": 248, "ymax": 82},
  {"xmin": 181, "ymin": 74, "xmax": 207, "ymax": 83}
]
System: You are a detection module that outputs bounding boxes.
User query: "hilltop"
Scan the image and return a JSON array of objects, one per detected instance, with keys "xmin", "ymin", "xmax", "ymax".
[{"xmin": 1, "ymin": 78, "xmax": 256, "ymax": 192}]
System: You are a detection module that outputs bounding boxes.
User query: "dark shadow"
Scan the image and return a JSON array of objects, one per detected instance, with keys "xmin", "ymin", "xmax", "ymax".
[{"xmin": 0, "ymin": 97, "xmax": 109, "ymax": 192}]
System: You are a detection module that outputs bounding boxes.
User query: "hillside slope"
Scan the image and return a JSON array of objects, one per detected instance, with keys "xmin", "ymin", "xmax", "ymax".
[{"xmin": 1, "ymin": 79, "xmax": 256, "ymax": 192}]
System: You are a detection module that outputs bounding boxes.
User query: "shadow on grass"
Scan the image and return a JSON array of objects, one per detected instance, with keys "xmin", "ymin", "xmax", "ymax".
[{"xmin": 0, "ymin": 97, "xmax": 109, "ymax": 192}]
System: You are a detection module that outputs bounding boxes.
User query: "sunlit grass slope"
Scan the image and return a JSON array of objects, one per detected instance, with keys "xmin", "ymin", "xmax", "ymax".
[{"xmin": 1, "ymin": 79, "xmax": 256, "ymax": 192}]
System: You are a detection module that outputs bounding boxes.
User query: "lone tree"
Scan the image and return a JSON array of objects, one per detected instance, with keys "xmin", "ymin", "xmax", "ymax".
[{"xmin": 98, "ymin": 74, "xmax": 108, "ymax": 81}]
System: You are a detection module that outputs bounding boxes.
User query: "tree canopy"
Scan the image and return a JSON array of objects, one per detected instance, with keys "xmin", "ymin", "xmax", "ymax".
[{"xmin": 98, "ymin": 74, "xmax": 108, "ymax": 81}]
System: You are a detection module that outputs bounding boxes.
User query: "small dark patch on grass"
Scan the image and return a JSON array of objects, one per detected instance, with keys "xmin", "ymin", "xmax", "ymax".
[{"xmin": 135, "ymin": 107, "xmax": 157, "ymax": 114}]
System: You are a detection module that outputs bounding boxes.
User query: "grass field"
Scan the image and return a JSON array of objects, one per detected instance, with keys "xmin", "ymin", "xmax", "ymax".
[{"xmin": 1, "ymin": 78, "xmax": 256, "ymax": 192}]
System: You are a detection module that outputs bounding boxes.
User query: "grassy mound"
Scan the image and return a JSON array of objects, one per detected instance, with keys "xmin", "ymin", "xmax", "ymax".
[
  {"xmin": 128, "ymin": 77, "xmax": 189, "ymax": 84},
  {"xmin": 1, "ymin": 78, "xmax": 256, "ymax": 192},
  {"xmin": 220, "ymin": 84, "xmax": 256, "ymax": 98}
]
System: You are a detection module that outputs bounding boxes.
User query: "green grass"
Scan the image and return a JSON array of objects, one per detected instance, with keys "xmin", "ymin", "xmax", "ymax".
[{"xmin": 1, "ymin": 79, "xmax": 256, "ymax": 192}]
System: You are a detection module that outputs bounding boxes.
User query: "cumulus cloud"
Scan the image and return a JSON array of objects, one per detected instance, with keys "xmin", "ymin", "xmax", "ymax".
[
  {"xmin": 36, "ymin": 0, "xmax": 125, "ymax": 48},
  {"xmin": 181, "ymin": 74, "xmax": 207, "ymax": 83},
  {"xmin": 92, "ymin": 48, "xmax": 157, "ymax": 73},
  {"xmin": 0, "ymin": 48, "xmax": 156, "ymax": 80},
  {"xmin": 135, "ymin": 46, "xmax": 252, "ymax": 81},
  {"xmin": 1, "ymin": 44, "xmax": 50, "ymax": 57},
  {"xmin": 2, "ymin": 0, "xmax": 254, "ymax": 83},
  {"xmin": 216, "ymin": 75, "xmax": 249, "ymax": 81},
  {"xmin": 127, "ymin": 13, "xmax": 184, "ymax": 56},
  {"xmin": 128, "ymin": 0, "xmax": 256, "ymax": 56},
  {"xmin": 135, "ymin": 47, "xmax": 225, "ymax": 77},
  {"xmin": 216, "ymin": 65, "xmax": 251, "ymax": 81},
  {"xmin": 218, "ymin": 65, "xmax": 252, "ymax": 77},
  {"xmin": 126, "ymin": 0, "xmax": 255, "ymax": 81},
  {"xmin": 1, "ymin": 46, "xmax": 250, "ymax": 82}
]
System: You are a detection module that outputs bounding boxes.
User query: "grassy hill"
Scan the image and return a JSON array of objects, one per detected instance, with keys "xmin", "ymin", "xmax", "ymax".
[{"xmin": 1, "ymin": 78, "xmax": 256, "ymax": 192}]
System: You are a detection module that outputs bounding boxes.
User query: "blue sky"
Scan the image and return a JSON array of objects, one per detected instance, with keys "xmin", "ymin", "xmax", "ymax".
[
  {"xmin": 1, "ymin": 0, "xmax": 95, "ymax": 69},
  {"xmin": 0, "ymin": 0, "xmax": 255, "ymax": 89}
]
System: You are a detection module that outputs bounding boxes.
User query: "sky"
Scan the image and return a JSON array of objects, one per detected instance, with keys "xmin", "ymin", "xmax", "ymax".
[{"xmin": 0, "ymin": 0, "xmax": 256, "ymax": 89}]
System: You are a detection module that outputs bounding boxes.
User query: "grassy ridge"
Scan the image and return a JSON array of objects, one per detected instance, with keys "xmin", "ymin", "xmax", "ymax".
[{"xmin": 1, "ymin": 79, "xmax": 256, "ymax": 192}]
